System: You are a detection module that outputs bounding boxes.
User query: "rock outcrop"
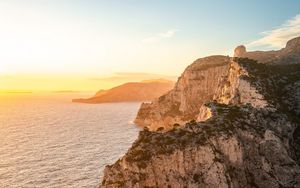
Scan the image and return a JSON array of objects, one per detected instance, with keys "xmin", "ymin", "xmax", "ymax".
[
  {"xmin": 72, "ymin": 80, "xmax": 174, "ymax": 103},
  {"xmin": 135, "ymin": 37, "xmax": 300, "ymax": 131},
  {"xmin": 234, "ymin": 36, "xmax": 300, "ymax": 64},
  {"xmin": 100, "ymin": 36, "xmax": 300, "ymax": 188},
  {"xmin": 134, "ymin": 56, "xmax": 267, "ymax": 131}
]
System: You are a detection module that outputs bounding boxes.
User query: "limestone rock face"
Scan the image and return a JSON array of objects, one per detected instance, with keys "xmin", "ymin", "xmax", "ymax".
[
  {"xmin": 135, "ymin": 56, "xmax": 268, "ymax": 130},
  {"xmin": 99, "ymin": 37, "xmax": 300, "ymax": 188},
  {"xmin": 100, "ymin": 58, "xmax": 300, "ymax": 188},
  {"xmin": 135, "ymin": 55, "xmax": 233, "ymax": 130},
  {"xmin": 135, "ymin": 36, "xmax": 300, "ymax": 131},
  {"xmin": 101, "ymin": 107, "xmax": 300, "ymax": 188}
]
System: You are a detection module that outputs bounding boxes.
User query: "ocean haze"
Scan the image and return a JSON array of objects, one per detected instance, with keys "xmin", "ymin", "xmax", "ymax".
[{"xmin": 0, "ymin": 94, "xmax": 140, "ymax": 187}]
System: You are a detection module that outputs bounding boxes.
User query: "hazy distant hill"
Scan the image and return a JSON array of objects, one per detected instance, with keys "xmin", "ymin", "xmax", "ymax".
[{"xmin": 72, "ymin": 79, "xmax": 174, "ymax": 103}]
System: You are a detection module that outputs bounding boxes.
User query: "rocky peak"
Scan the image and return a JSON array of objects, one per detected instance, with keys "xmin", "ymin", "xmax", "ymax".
[
  {"xmin": 234, "ymin": 36, "xmax": 300, "ymax": 64},
  {"xmin": 286, "ymin": 36, "xmax": 300, "ymax": 49},
  {"xmin": 233, "ymin": 45, "xmax": 246, "ymax": 57}
]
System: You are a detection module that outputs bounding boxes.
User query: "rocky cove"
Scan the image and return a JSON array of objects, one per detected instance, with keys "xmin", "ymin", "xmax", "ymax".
[{"xmin": 99, "ymin": 37, "xmax": 300, "ymax": 188}]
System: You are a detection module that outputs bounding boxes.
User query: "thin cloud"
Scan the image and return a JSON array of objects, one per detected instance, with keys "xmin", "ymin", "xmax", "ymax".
[
  {"xmin": 249, "ymin": 14, "xmax": 300, "ymax": 48},
  {"xmin": 142, "ymin": 29, "xmax": 178, "ymax": 44},
  {"xmin": 158, "ymin": 30, "xmax": 177, "ymax": 38}
]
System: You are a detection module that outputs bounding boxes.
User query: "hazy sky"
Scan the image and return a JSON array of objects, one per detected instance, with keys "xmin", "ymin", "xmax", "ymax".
[{"xmin": 1, "ymin": 0, "xmax": 300, "ymax": 91}]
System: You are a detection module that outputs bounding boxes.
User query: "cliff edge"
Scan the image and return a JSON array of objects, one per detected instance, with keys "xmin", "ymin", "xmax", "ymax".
[
  {"xmin": 135, "ymin": 37, "xmax": 300, "ymax": 131},
  {"xmin": 100, "ymin": 37, "xmax": 300, "ymax": 187},
  {"xmin": 234, "ymin": 36, "xmax": 300, "ymax": 64},
  {"xmin": 134, "ymin": 56, "xmax": 267, "ymax": 131}
]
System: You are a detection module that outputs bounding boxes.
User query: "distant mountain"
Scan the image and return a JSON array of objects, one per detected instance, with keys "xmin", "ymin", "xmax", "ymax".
[{"xmin": 72, "ymin": 79, "xmax": 174, "ymax": 103}]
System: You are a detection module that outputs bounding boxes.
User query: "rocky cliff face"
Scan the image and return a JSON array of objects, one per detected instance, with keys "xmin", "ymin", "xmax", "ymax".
[
  {"xmin": 100, "ymin": 37, "xmax": 300, "ymax": 188},
  {"xmin": 135, "ymin": 37, "xmax": 300, "ymax": 131},
  {"xmin": 135, "ymin": 56, "xmax": 232, "ymax": 130},
  {"xmin": 135, "ymin": 56, "xmax": 267, "ymax": 131}
]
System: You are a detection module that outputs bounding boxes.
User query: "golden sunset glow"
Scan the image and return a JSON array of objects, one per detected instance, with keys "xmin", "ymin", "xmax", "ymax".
[
  {"xmin": 1, "ymin": 1, "xmax": 300, "ymax": 92},
  {"xmin": 0, "ymin": 2, "xmax": 197, "ymax": 92},
  {"xmin": 0, "ymin": 73, "xmax": 176, "ymax": 92}
]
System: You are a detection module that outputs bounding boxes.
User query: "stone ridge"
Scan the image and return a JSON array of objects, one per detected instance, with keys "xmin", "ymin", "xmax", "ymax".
[{"xmin": 234, "ymin": 36, "xmax": 300, "ymax": 64}]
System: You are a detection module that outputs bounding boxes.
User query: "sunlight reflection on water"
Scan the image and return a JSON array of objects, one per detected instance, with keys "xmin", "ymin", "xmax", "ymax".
[{"xmin": 0, "ymin": 94, "xmax": 140, "ymax": 188}]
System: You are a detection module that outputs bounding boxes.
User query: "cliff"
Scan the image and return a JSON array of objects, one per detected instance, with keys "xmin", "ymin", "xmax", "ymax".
[
  {"xmin": 135, "ymin": 37, "xmax": 300, "ymax": 131},
  {"xmin": 134, "ymin": 56, "xmax": 267, "ymax": 131},
  {"xmin": 100, "ymin": 37, "xmax": 300, "ymax": 187},
  {"xmin": 72, "ymin": 80, "xmax": 174, "ymax": 103}
]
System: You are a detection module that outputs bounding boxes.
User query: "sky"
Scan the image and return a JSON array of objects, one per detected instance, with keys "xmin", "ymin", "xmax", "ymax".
[{"xmin": 0, "ymin": 0, "xmax": 300, "ymax": 92}]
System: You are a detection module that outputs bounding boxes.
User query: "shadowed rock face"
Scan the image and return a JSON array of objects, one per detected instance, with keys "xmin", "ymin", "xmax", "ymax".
[{"xmin": 99, "ymin": 37, "xmax": 300, "ymax": 188}]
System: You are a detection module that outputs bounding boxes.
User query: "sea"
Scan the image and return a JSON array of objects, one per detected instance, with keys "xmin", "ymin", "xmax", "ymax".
[{"xmin": 0, "ymin": 93, "xmax": 141, "ymax": 188}]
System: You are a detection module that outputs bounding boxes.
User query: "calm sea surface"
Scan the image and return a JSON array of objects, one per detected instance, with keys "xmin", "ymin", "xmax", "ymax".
[{"xmin": 0, "ymin": 93, "xmax": 141, "ymax": 188}]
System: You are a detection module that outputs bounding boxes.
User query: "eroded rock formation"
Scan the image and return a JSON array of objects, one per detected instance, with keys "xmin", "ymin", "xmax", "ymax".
[
  {"xmin": 135, "ymin": 56, "xmax": 267, "ymax": 131},
  {"xmin": 100, "ymin": 37, "xmax": 300, "ymax": 188}
]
